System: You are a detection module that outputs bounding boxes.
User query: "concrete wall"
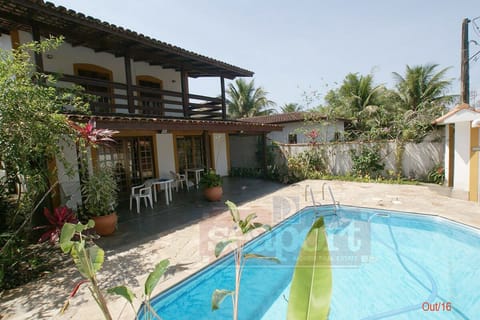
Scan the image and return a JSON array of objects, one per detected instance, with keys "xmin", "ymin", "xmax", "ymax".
[
  {"xmin": 267, "ymin": 120, "xmax": 344, "ymax": 144},
  {"xmin": 156, "ymin": 133, "xmax": 176, "ymax": 179},
  {"xmin": 0, "ymin": 33, "xmax": 12, "ymax": 50},
  {"xmin": 276, "ymin": 139, "xmax": 444, "ymax": 179},
  {"xmin": 453, "ymin": 122, "xmax": 471, "ymax": 193},
  {"xmin": 212, "ymin": 133, "xmax": 228, "ymax": 176}
]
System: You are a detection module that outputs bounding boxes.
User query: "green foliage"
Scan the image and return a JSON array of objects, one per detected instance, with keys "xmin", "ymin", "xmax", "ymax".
[
  {"xmin": 227, "ymin": 79, "xmax": 276, "ymax": 119},
  {"xmin": 350, "ymin": 146, "xmax": 385, "ymax": 178},
  {"xmin": 286, "ymin": 149, "xmax": 327, "ymax": 182},
  {"xmin": 287, "ymin": 217, "xmax": 332, "ymax": 320},
  {"xmin": 212, "ymin": 201, "xmax": 278, "ymax": 320},
  {"xmin": 200, "ymin": 169, "xmax": 223, "ymax": 188},
  {"xmin": 426, "ymin": 164, "xmax": 445, "ymax": 185},
  {"xmin": 81, "ymin": 167, "xmax": 118, "ymax": 217},
  {"xmin": 280, "ymin": 103, "xmax": 303, "ymax": 113}
]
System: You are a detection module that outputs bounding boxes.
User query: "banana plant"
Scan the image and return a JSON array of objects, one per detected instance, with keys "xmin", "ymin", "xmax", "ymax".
[
  {"xmin": 59, "ymin": 220, "xmax": 112, "ymax": 320},
  {"xmin": 211, "ymin": 200, "xmax": 280, "ymax": 320},
  {"xmin": 287, "ymin": 217, "xmax": 332, "ymax": 320},
  {"xmin": 108, "ymin": 259, "xmax": 169, "ymax": 320}
]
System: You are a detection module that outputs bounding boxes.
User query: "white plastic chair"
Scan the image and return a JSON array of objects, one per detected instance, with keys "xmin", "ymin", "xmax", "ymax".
[
  {"xmin": 129, "ymin": 181, "xmax": 153, "ymax": 214},
  {"xmin": 170, "ymin": 171, "xmax": 188, "ymax": 192}
]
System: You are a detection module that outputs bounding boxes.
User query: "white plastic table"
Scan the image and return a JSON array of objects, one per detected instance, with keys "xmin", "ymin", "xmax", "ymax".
[
  {"xmin": 185, "ymin": 168, "xmax": 204, "ymax": 189},
  {"xmin": 149, "ymin": 178, "xmax": 174, "ymax": 205}
]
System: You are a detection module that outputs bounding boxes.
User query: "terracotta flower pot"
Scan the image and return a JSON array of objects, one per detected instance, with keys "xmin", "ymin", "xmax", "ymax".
[
  {"xmin": 92, "ymin": 212, "xmax": 118, "ymax": 236},
  {"xmin": 204, "ymin": 186, "xmax": 223, "ymax": 202}
]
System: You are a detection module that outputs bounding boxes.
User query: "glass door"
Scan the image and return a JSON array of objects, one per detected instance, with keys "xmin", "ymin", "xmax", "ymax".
[{"xmin": 97, "ymin": 137, "xmax": 155, "ymax": 193}]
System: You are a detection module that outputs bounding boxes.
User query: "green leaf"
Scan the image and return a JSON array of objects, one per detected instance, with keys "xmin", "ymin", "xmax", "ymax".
[
  {"xmin": 287, "ymin": 217, "xmax": 332, "ymax": 320},
  {"xmin": 108, "ymin": 286, "xmax": 136, "ymax": 304},
  {"xmin": 211, "ymin": 289, "xmax": 234, "ymax": 311},
  {"xmin": 244, "ymin": 253, "xmax": 280, "ymax": 264},
  {"xmin": 215, "ymin": 239, "xmax": 235, "ymax": 258},
  {"xmin": 86, "ymin": 219, "xmax": 95, "ymax": 229},
  {"xmin": 71, "ymin": 243, "xmax": 104, "ymax": 278},
  {"xmin": 59, "ymin": 223, "xmax": 76, "ymax": 253},
  {"xmin": 144, "ymin": 259, "xmax": 169, "ymax": 298},
  {"xmin": 225, "ymin": 200, "xmax": 240, "ymax": 223}
]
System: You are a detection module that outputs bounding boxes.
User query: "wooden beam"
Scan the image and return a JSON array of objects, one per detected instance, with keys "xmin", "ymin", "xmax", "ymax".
[
  {"xmin": 31, "ymin": 23, "xmax": 44, "ymax": 72},
  {"xmin": 124, "ymin": 50, "xmax": 135, "ymax": 113},
  {"xmin": 203, "ymin": 131, "xmax": 212, "ymax": 169},
  {"xmin": 181, "ymin": 70, "xmax": 190, "ymax": 118},
  {"xmin": 220, "ymin": 76, "xmax": 227, "ymax": 120}
]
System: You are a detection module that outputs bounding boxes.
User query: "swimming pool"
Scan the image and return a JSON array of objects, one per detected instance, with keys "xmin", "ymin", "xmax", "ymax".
[{"xmin": 144, "ymin": 205, "xmax": 480, "ymax": 319}]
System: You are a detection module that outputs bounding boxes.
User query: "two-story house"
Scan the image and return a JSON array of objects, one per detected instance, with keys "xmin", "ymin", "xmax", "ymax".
[{"xmin": 0, "ymin": 0, "xmax": 281, "ymax": 204}]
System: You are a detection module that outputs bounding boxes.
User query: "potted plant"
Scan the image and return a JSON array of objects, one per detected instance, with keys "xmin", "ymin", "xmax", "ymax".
[
  {"xmin": 81, "ymin": 167, "xmax": 118, "ymax": 236},
  {"xmin": 200, "ymin": 169, "xmax": 223, "ymax": 201}
]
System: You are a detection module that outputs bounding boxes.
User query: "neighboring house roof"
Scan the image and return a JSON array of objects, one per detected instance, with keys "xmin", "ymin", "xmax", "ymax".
[
  {"xmin": 0, "ymin": 0, "xmax": 253, "ymax": 79},
  {"xmin": 68, "ymin": 114, "xmax": 283, "ymax": 133},
  {"xmin": 239, "ymin": 112, "xmax": 332, "ymax": 124},
  {"xmin": 433, "ymin": 103, "xmax": 480, "ymax": 125}
]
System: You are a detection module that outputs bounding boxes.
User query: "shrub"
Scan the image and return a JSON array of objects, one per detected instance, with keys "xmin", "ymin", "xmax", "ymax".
[
  {"xmin": 350, "ymin": 146, "xmax": 384, "ymax": 178},
  {"xmin": 427, "ymin": 164, "xmax": 445, "ymax": 185}
]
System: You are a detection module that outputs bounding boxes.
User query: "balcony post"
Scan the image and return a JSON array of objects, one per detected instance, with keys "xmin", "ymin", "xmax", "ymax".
[
  {"xmin": 220, "ymin": 76, "xmax": 227, "ymax": 120},
  {"xmin": 181, "ymin": 69, "xmax": 190, "ymax": 118},
  {"xmin": 31, "ymin": 24, "xmax": 44, "ymax": 72},
  {"xmin": 124, "ymin": 51, "xmax": 135, "ymax": 113}
]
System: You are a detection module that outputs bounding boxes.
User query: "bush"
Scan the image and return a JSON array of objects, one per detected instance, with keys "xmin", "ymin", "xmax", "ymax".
[
  {"xmin": 286, "ymin": 148, "xmax": 327, "ymax": 183},
  {"xmin": 427, "ymin": 164, "xmax": 445, "ymax": 185},
  {"xmin": 350, "ymin": 146, "xmax": 384, "ymax": 178}
]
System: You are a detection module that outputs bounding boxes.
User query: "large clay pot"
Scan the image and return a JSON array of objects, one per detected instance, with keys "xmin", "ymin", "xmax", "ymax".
[
  {"xmin": 92, "ymin": 212, "xmax": 118, "ymax": 236},
  {"xmin": 204, "ymin": 186, "xmax": 223, "ymax": 202}
]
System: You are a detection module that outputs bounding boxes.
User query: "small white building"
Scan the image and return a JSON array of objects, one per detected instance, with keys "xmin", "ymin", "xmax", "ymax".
[
  {"xmin": 241, "ymin": 112, "xmax": 345, "ymax": 144},
  {"xmin": 434, "ymin": 103, "xmax": 480, "ymax": 202}
]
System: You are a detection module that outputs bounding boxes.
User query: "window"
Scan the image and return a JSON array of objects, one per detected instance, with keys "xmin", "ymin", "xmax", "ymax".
[
  {"xmin": 176, "ymin": 136, "xmax": 204, "ymax": 172},
  {"xmin": 136, "ymin": 76, "xmax": 163, "ymax": 115},
  {"xmin": 288, "ymin": 133, "xmax": 297, "ymax": 144},
  {"xmin": 74, "ymin": 64, "xmax": 113, "ymax": 112}
]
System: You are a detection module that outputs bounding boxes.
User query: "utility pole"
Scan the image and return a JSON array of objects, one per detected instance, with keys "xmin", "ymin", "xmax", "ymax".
[{"xmin": 461, "ymin": 18, "xmax": 470, "ymax": 104}]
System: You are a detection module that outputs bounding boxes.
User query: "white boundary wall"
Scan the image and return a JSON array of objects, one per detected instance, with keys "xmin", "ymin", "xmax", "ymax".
[{"xmin": 276, "ymin": 139, "xmax": 444, "ymax": 179}]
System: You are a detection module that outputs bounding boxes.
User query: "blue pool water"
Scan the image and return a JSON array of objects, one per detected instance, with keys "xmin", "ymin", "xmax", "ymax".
[{"xmin": 145, "ymin": 206, "xmax": 480, "ymax": 319}]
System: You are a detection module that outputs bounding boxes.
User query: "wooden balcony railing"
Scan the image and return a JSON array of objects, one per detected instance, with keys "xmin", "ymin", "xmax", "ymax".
[{"xmin": 57, "ymin": 74, "xmax": 225, "ymax": 119}]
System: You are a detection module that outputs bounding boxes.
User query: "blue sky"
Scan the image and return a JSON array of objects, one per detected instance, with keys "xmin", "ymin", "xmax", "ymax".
[{"xmin": 50, "ymin": 0, "xmax": 480, "ymax": 109}]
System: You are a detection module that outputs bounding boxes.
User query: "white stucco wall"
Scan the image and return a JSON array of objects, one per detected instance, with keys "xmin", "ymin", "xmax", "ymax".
[
  {"xmin": 444, "ymin": 125, "xmax": 451, "ymax": 186},
  {"xmin": 212, "ymin": 133, "xmax": 228, "ymax": 176},
  {"xmin": 267, "ymin": 120, "xmax": 344, "ymax": 144},
  {"xmin": 56, "ymin": 138, "xmax": 82, "ymax": 209},
  {"xmin": 0, "ymin": 33, "xmax": 12, "ymax": 50},
  {"xmin": 453, "ymin": 121, "xmax": 471, "ymax": 193},
  {"xmin": 156, "ymin": 133, "xmax": 176, "ymax": 179},
  {"xmin": 15, "ymin": 30, "xmax": 184, "ymax": 114}
]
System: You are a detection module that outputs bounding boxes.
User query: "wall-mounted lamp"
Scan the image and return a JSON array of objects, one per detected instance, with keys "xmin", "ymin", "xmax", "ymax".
[{"xmin": 46, "ymin": 54, "xmax": 53, "ymax": 59}]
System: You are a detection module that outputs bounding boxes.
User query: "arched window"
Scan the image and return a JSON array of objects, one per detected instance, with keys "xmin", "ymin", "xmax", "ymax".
[{"xmin": 74, "ymin": 63, "xmax": 114, "ymax": 112}]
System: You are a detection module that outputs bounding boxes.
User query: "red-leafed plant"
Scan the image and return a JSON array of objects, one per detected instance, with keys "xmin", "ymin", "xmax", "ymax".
[
  {"xmin": 305, "ymin": 129, "xmax": 319, "ymax": 146},
  {"xmin": 37, "ymin": 206, "xmax": 78, "ymax": 244}
]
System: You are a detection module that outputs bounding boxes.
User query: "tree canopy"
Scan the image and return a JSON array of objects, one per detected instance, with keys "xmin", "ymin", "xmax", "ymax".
[{"xmin": 227, "ymin": 79, "xmax": 276, "ymax": 119}]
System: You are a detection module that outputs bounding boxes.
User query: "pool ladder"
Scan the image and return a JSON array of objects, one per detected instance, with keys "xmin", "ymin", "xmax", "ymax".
[{"xmin": 304, "ymin": 183, "xmax": 339, "ymax": 216}]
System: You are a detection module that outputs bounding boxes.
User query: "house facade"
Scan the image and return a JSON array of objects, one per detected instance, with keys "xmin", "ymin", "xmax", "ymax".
[
  {"xmin": 0, "ymin": 1, "xmax": 280, "ymax": 205},
  {"xmin": 434, "ymin": 103, "xmax": 480, "ymax": 202},
  {"xmin": 241, "ymin": 112, "xmax": 345, "ymax": 144}
]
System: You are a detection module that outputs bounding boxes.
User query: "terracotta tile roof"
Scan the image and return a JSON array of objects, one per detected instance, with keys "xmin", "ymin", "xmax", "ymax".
[
  {"xmin": 239, "ymin": 112, "xmax": 326, "ymax": 124},
  {"xmin": 433, "ymin": 103, "xmax": 480, "ymax": 124},
  {"xmin": 67, "ymin": 114, "xmax": 282, "ymax": 133},
  {"xmin": 0, "ymin": 0, "xmax": 253, "ymax": 78}
]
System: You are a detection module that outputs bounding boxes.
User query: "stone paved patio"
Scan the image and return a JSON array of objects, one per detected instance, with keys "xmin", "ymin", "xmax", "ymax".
[{"xmin": 1, "ymin": 179, "xmax": 479, "ymax": 319}]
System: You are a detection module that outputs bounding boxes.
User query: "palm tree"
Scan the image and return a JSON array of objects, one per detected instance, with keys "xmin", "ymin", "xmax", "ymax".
[
  {"xmin": 392, "ymin": 64, "xmax": 454, "ymax": 142},
  {"xmin": 227, "ymin": 79, "xmax": 276, "ymax": 119},
  {"xmin": 338, "ymin": 73, "xmax": 383, "ymax": 115},
  {"xmin": 280, "ymin": 103, "xmax": 303, "ymax": 113},
  {"xmin": 392, "ymin": 64, "xmax": 454, "ymax": 112}
]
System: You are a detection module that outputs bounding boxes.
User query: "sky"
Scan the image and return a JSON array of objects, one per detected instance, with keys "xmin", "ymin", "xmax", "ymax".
[{"xmin": 49, "ymin": 0, "xmax": 480, "ymax": 110}]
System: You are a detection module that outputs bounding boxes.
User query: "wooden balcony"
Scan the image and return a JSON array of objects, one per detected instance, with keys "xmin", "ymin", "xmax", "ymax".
[{"xmin": 58, "ymin": 74, "xmax": 226, "ymax": 120}]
